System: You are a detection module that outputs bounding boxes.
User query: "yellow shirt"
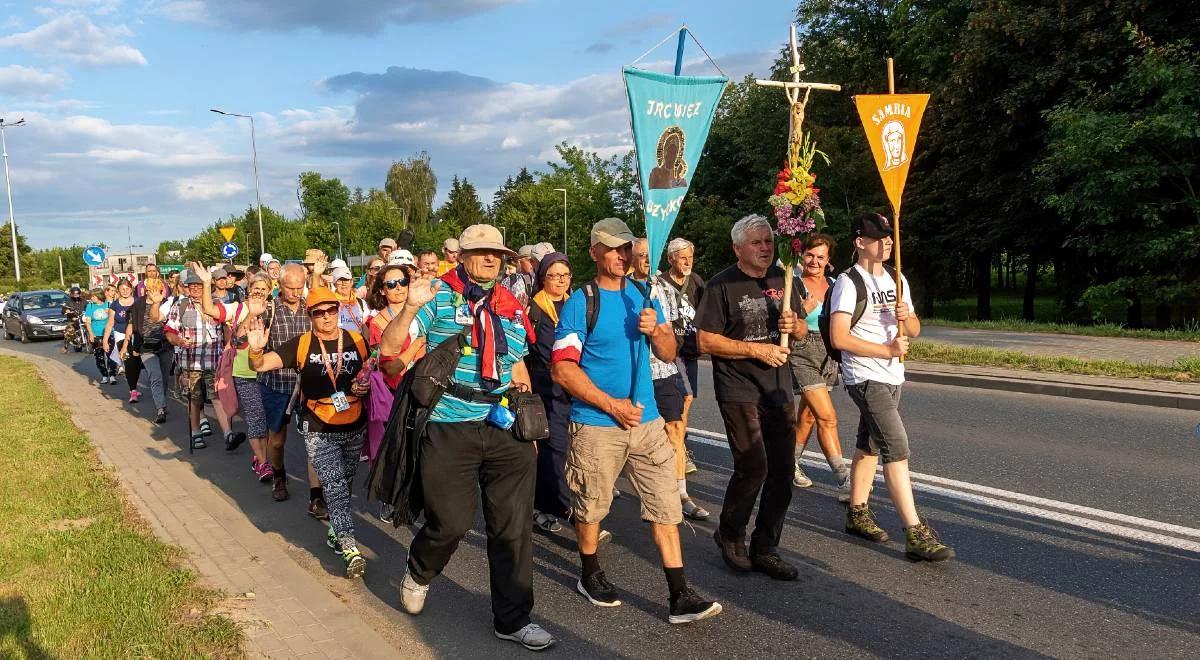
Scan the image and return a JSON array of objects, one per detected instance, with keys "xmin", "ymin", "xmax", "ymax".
[{"xmin": 437, "ymin": 260, "xmax": 456, "ymax": 276}]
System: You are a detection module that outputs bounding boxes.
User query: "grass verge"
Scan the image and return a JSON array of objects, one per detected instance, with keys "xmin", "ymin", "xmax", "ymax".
[
  {"xmin": 0, "ymin": 356, "xmax": 243, "ymax": 658},
  {"xmin": 910, "ymin": 341, "xmax": 1200, "ymax": 382},
  {"xmin": 923, "ymin": 317, "xmax": 1200, "ymax": 342}
]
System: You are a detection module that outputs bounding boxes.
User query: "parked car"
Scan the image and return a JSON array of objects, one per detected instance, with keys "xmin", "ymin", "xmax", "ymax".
[{"xmin": 3, "ymin": 290, "xmax": 71, "ymax": 343}]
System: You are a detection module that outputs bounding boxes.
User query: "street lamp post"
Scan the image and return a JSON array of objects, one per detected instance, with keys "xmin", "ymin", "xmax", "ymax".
[
  {"xmin": 553, "ymin": 187, "xmax": 567, "ymax": 255},
  {"xmin": 1, "ymin": 117, "xmax": 26, "ymax": 283},
  {"xmin": 211, "ymin": 109, "xmax": 266, "ymax": 258},
  {"xmin": 331, "ymin": 221, "xmax": 344, "ymax": 260}
]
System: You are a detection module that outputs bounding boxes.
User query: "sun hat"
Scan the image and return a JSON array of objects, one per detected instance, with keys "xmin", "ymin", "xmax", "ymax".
[{"xmin": 458, "ymin": 224, "xmax": 515, "ymax": 256}]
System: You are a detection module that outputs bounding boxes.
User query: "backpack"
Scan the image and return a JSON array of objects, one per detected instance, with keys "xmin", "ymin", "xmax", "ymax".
[
  {"xmin": 581, "ymin": 277, "xmax": 651, "ymax": 335},
  {"xmin": 296, "ymin": 330, "xmax": 369, "ymax": 425},
  {"xmin": 818, "ymin": 265, "xmax": 896, "ymax": 363}
]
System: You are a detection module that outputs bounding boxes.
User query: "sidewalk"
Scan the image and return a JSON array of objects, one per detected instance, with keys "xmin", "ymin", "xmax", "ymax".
[
  {"xmin": 920, "ymin": 326, "xmax": 1199, "ymax": 365},
  {"xmin": 2, "ymin": 348, "xmax": 410, "ymax": 659}
]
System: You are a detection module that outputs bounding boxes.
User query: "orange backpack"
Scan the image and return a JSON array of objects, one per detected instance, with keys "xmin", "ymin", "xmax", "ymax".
[{"xmin": 297, "ymin": 330, "xmax": 369, "ymax": 426}]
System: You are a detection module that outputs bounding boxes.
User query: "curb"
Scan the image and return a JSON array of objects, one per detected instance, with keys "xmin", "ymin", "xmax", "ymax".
[{"xmin": 906, "ymin": 367, "xmax": 1200, "ymax": 411}]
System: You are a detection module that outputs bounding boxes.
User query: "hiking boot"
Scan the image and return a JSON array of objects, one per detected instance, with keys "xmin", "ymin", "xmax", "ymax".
[
  {"xmin": 846, "ymin": 504, "xmax": 889, "ymax": 543},
  {"xmin": 682, "ymin": 499, "xmax": 709, "ymax": 521},
  {"xmin": 271, "ymin": 474, "xmax": 289, "ymax": 502},
  {"xmin": 308, "ymin": 496, "xmax": 329, "ymax": 520},
  {"xmin": 577, "ymin": 570, "xmax": 621, "ymax": 607},
  {"xmin": 668, "ymin": 587, "xmax": 722, "ymax": 624},
  {"xmin": 793, "ymin": 461, "xmax": 813, "ymax": 488},
  {"xmin": 713, "ymin": 529, "xmax": 752, "ymax": 572},
  {"xmin": 905, "ymin": 520, "xmax": 956, "ymax": 562},
  {"xmin": 495, "ymin": 623, "xmax": 555, "ymax": 651},
  {"xmin": 684, "ymin": 450, "xmax": 698, "ymax": 474},
  {"xmin": 342, "ymin": 543, "xmax": 366, "ymax": 579},
  {"xmin": 750, "ymin": 552, "xmax": 799, "ymax": 581},
  {"xmin": 400, "ymin": 570, "xmax": 429, "ymax": 615}
]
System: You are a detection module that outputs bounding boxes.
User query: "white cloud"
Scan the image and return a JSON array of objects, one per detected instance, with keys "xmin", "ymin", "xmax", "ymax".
[
  {"xmin": 174, "ymin": 177, "xmax": 247, "ymax": 201},
  {"xmin": 0, "ymin": 12, "xmax": 147, "ymax": 67},
  {"xmin": 151, "ymin": 0, "xmax": 521, "ymax": 33},
  {"xmin": 0, "ymin": 65, "xmax": 68, "ymax": 98}
]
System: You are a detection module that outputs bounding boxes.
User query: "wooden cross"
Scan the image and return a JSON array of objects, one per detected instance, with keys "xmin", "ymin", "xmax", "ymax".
[{"xmin": 754, "ymin": 25, "xmax": 841, "ymax": 150}]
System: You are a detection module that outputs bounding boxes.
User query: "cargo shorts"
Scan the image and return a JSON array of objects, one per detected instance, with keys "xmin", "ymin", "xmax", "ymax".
[{"xmin": 565, "ymin": 417, "xmax": 683, "ymax": 525}]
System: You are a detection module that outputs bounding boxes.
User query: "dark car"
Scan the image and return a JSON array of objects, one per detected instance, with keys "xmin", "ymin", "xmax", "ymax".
[{"xmin": 3, "ymin": 290, "xmax": 71, "ymax": 343}]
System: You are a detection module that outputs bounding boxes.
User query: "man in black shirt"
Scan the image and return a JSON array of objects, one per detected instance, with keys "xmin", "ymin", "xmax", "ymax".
[{"xmin": 696, "ymin": 214, "xmax": 806, "ymax": 581}]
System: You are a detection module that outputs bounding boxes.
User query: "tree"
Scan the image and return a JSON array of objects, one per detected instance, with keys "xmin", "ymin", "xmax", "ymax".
[
  {"xmin": 385, "ymin": 152, "xmax": 438, "ymax": 227},
  {"xmin": 0, "ymin": 222, "xmax": 34, "ymax": 283},
  {"xmin": 297, "ymin": 171, "xmax": 351, "ymax": 257},
  {"xmin": 436, "ymin": 176, "xmax": 487, "ymax": 228},
  {"xmin": 156, "ymin": 240, "xmax": 185, "ymax": 263},
  {"xmin": 346, "ymin": 188, "xmax": 406, "ymax": 257}
]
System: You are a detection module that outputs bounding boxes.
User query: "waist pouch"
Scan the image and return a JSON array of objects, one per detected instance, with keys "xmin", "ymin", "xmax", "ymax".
[{"xmin": 305, "ymin": 396, "xmax": 362, "ymax": 425}]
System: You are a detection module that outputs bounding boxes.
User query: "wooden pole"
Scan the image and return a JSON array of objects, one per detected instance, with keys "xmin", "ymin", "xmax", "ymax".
[{"xmin": 886, "ymin": 57, "xmax": 905, "ymax": 359}]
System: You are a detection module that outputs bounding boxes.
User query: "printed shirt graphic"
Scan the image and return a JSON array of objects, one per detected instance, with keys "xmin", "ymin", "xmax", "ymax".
[
  {"xmin": 829, "ymin": 264, "xmax": 913, "ymax": 386},
  {"xmin": 552, "ymin": 282, "xmax": 665, "ymax": 427},
  {"xmin": 694, "ymin": 264, "xmax": 802, "ymax": 406},
  {"xmin": 645, "ymin": 279, "xmax": 679, "ymax": 381},
  {"xmin": 85, "ymin": 301, "xmax": 110, "ymax": 336},
  {"xmin": 277, "ymin": 329, "xmax": 367, "ymax": 433},
  {"xmin": 411, "ymin": 288, "xmax": 529, "ymax": 423}
]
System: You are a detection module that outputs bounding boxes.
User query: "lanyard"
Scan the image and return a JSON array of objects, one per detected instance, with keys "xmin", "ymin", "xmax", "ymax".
[{"xmin": 315, "ymin": 331, "xmax": 344, "ymax": 390}]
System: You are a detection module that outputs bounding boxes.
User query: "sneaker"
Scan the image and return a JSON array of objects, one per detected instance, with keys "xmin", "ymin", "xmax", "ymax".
[
  {"xmin": 577, "ymin": 571, "xmax": 621, "ymax": 607},
  {"xmin": 495, "ymin": 623, "xmax": 555, "ymax": 651},
  {"xmin": 713, "ymin": 529, "xmax": 752, "ymax": 572},
  {"xmin": 668, "ymin": 587, "xmax": 722, "ymax": 624},
  {"xmin": 905, "ymin": 520, "xmax": 955, "ymax": 562},
  {"xmin": 256, "ymin": 461, "xmax": 275, "ymax": 483},
  {"xmin": 379, "ymin": 502, "xmax": 395, "ymax": 524},
  {"xmin": 598, "ymin": 529, "xmax": 613, "ymax": 544},
  {"xmin": 251, "ymin": 456, "xmax": 261, "ymax": 473},
  {"xmin": 846, "ymin": 504, "xmax": 890, "ymax": 543},
  {"xmin": 224, "ymin": 431, "xmax": 246, "ymax": 452},
  {"xmin": 682, "ymin": 499, "xmax": 710, "ymax": 521},
  {"xmin": 835, "ymin": 470, "xmax": 852, "ymax": 503},
  {"xmin": 400, "ymin": 570, "xmax": 429, "ymax": 615},
  {"xmin": 308, "ymin": 496, "xmax": 329, "ymax": 520},
  {"xmin": 684, "ymin": 450, "xmax": 698, "ymax": 475},
  {"xmin": 750, "ymin": 552, "xmax": 799, "ymax": 581},
  {"xmin": 129, "ymin": 389, "xmax": 140, "ymax": 404},
  {"xmin": 326, "ymin": 526, "xmax": 343, "ymax": 555},
  {"xmin": 533, "ymin": 511, "xmax": 562, "ymax": 533},
  {"xmin": 154, "ymin": 407, "xmax": 167, "ymax": 425},
  {"xmin": 271, "ymin": 474, "xmax": 289, "ymax": 502},
  {"xmin": 793, "ymin": 461, "xmax": 813, "ymax": 488},
  {"xmin": 342, "ymin": 543, "xmax": 367, "ymax": 578}
]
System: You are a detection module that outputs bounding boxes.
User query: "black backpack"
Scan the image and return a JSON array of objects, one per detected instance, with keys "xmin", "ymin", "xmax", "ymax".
[
  {"xmin": 581, "ymin": 277, "xmax": 651, "ymax": 335},
  {"xmin": 818, "ymin": 265, "xmax": 896, "ymax": 363}
]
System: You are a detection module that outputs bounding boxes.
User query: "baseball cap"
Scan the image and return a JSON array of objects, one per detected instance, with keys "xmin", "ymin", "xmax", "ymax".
[
  {"xmin": 517, "ymin": 245, "xmax": 535, "ymax": 259},
  {"xmin": 442, "ymin": 238, "xmax": 460, "ymax": 252},
  {"xmin": 851, "ymin": 213, "xmax": 894, "ymax": 240},
  {"xmin": 388, "ymin": 249, "xmax": 415, "ymax": 266},
  {"xmin": 378, "ymin": 237, "xmax": 398, "ymax": 249},
  {"xmin": 330, "ymin": 266, "xmax": 353, "ymax": 282},
  {"xmin": 590, "ymin": 218, "xmax": 635, "ymax": 248},
  {"xmin": 329, "ymin": 258, "xmax": 349, "ymax": 271},
  {"xmin": 458, "ymin": 225, "xmax": 515, "ymax": 256},
  {"xmin": 532, "ymin": 242, "xmax": 555, "ymax": 261},
  {"xmin": 305, "ymin": 287, "xmax": 339, "ymax": 311},
  {"xmin": 258, "ymin": 252, "xmax": 275, "ymax": 266}
]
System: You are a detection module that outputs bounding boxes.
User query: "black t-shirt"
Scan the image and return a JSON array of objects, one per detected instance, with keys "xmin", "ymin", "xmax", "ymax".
[
  {"xmin": 695, "ymin": 264, "xmax": 801, "ymax": 405},
  {"xmin": 661, "ymin": 271, "xmax": 705, "ymax": 359},
  {"xmin": 278, "ymin": 329, "xmax": 367, "ymax": 433}
]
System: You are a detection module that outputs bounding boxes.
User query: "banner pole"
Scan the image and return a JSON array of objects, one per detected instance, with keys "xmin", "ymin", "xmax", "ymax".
[
  {"xmin": 674, "ymin": 27, "xmax": 687, "ymax": 76},
  {"xmin": 887, "ymin": 57, "xmax": 904, "ymax": 360}
]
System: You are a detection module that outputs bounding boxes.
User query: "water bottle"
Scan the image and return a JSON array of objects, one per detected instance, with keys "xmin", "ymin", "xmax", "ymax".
[{"xmin": 355, "ymin": 349, "xmax": 378, "ymax": 390}]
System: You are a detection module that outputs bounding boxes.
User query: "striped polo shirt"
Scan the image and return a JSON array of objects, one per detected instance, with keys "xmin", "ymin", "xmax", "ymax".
[{"xmin": 413, "ymin": 288, "xmax": 529, "ymax": 423}]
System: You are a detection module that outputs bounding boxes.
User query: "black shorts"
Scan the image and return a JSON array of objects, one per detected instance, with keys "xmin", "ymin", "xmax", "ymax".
[{"xmin": 653, "ymin": 376, "xmax": 684, "ymax": 423}]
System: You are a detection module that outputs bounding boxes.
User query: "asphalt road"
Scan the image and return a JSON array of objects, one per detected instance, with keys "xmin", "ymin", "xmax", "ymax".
[{"xmin": 10, "ymin": 337, "xmax": 1200, "ymax": 659}]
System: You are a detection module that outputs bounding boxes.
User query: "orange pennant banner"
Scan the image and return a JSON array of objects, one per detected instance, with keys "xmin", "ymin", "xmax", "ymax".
[{"xmin": 854, "ymin": 94, "xmax": 930, "ymax": 212}]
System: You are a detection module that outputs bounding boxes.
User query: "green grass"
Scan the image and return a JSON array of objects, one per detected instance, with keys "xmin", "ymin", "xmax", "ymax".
[
  {"xmin": 0, "ymin": 356, "xmax": 243, "ymax": 659},
  {"xmin": 910, "ymin": 341, "xmax": 1200, "ymax": 382},
  {"xmin": 923, "ymin": 317, "xmax": 1200, "ymax": 342}
]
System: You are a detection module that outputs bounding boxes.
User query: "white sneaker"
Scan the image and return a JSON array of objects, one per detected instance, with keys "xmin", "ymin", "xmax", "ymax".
[
  {"xmin": 793, "ymin": 462, "xmax": 813, "ymax": 488},
  {"xmin": 400, "ymin": 570, "xmax": 429, "ymax": 615},
  {"xmin": 495, "ymin": 623, "xmax": 555, "ymax": 651}
]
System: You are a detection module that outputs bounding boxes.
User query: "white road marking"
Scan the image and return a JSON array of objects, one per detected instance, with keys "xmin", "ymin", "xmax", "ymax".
[{"xmin": 686, "ymin": 427, "xmax": 1200, "ymax": 554}]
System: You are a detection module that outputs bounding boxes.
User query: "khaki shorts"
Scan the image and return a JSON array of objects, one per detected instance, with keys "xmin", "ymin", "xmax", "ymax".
[
  {"xmin": 175, "ymin": 369, "xmax": 215, "ymax": 404},
  {"xmin": 565, "ymin": 417, "xmax": 682, "ymax": 525}
]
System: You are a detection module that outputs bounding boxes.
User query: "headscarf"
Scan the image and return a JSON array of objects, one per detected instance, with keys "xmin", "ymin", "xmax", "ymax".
[
  {"xmin": 440, "ymin": 264, "xmax": 535, "ymax": 390},
  {"xmin": 532, "ymin": 252, "xmax": 569, "ymax": 326}
]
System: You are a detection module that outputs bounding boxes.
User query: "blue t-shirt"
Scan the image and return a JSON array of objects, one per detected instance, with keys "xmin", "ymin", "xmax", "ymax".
[
  {"xmin": 554, "ymin": 280, "xmax": 665, "ymax": 427},
  {"xmin": 414, "ymin": 288, "xmax": 530, "ymax": 423},
  {"xmin": 109, "ymin": 300, "xmax": 132, "ymax": 334},
  {"xmin": 85, "ymin": 301, "xmax": 110, "ymax": 337}
]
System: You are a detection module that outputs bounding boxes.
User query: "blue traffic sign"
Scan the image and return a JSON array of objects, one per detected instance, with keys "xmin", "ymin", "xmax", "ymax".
[
  {"xmin": 221, "ymin": 242, "xmax": 239, "ymax": 259},
  {"xmin": 83, "ymin": 246, "xmax": 106, "ymax": 267}
]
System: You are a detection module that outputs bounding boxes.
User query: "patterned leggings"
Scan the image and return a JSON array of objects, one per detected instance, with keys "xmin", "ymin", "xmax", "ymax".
[
  {"xmin": 304, "ymin": 428, "xmax": 364, "ymax": 548},
  {"xmin": 92, "ymin": 339, "xmax": 117, "ymax": 378}
]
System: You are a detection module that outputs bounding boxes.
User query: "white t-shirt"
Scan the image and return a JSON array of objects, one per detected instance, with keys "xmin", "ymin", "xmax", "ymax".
[{"xmin": 829, "ymin": 264, "xmax": 912, "ymax": 386}]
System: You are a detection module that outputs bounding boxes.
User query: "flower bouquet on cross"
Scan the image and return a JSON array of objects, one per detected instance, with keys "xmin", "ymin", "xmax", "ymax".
[{"xmin": 769, "ymin": 132, "xmax": 829, "ymax": 268}]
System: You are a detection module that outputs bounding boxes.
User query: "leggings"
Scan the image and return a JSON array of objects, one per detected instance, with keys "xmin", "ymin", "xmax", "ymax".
[
  {"xmin": 124, "ymin": 353, "xmax": 142, "ymax": 392},
  {"xmin": 92, "ymin": 339, "xmax": 117, "ymax": 378},
  {"xmin": 304, "ymin": 427, "xmax": 364, "ymax": 549}
]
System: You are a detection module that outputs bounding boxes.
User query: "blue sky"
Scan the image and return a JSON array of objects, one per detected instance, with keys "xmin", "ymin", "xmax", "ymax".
[{"xmin": 0, "ymin": 0, "xmax": 795, "ymax": 249}]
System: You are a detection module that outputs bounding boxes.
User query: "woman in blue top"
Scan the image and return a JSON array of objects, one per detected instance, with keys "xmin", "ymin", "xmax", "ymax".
[
  {"xmin": 787, "ymin": 234, "xmax": 850, "ymax": 499},
  {"xmin": 85, "ymin": 287, "xmax": 119, "ymax": 385}
]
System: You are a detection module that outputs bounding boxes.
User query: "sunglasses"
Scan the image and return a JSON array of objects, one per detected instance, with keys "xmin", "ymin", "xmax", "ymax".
[
  {"xmin": 310, "ymin": 307, "xmax": 338, "ymax": 319},
  {"xmin": 384, "ymin": 278, "xmax": 409, "ymax": 290},
  {"xmin": 368, "ymin": 266, "xmax": 381, "ymax": 273}
]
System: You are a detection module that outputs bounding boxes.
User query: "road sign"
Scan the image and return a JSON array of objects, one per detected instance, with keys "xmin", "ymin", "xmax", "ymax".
[
  {"xmin": 83, "ymin": 246, "xmax": 106, "ymax": 267},
  {"xmin": 221, "ymin": 242, "xmax": 239, "ymax": 259},
  {"xmin": 219, "ymin": 226, "xmax": 237, "ymax": 243}
]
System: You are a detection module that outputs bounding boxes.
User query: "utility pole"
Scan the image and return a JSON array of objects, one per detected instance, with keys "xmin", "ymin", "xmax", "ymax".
[
  {"xmin": 211, "ymin": 109, "xmax": 266, "ymax": 257},
  {"xmin": 1, "ymin": 117, "xmax": 26, "ymax": 282}
]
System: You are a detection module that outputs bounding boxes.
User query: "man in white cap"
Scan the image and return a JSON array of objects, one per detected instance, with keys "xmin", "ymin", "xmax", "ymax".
[
  {"xmin": 387, "ymin": 249, "xmax": 415, "ymax": 268},
  {"xmin": 379, "ymin": 223, "xmax": 553, "ymax": 651},
  {"xmin": 377, "ymin": 237, "xmax": 397, "ymax": 263},
  {"xmin": 437, "ymin": 237, "xmax": 460, "ymax": 276}
]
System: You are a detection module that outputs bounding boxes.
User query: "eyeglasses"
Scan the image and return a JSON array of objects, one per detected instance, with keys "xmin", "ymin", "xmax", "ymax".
[
  {"xmin": 310, "ymin": 307, "xmax": 338, "ymax": 319},
  {"xmin": 368, "ymin": 266, "xmax": 381, "ymax": 273},
  {"xmin": 544, "ymin": 273, "xmax": 572, "ymax": 282},
  {"xmin": 384, "ymin": 278, "xmax": 409, "ymax": 290}
]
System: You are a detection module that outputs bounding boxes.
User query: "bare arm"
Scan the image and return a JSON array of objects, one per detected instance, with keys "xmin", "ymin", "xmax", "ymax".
[
  {"xmin": 379, "ymin": 336, "xmax": 426, "ymax": 378},
  {"xmin": 552, "ymin": 360, "xmax": 641, "ymax": 429},
  {"xmin": 101, "ymin": 310, "xmax": 115, "ymax": 350},
  {"xmin": 510, "ymin": 360, "xmax": 532, "ymax": 393},
  {"xmin": 830, "ymin": 311, "xmax": 907, "ymax": 359},
  {"xmin": 698, "ymin": 329, "xmax": 789, "ymax": 368}
]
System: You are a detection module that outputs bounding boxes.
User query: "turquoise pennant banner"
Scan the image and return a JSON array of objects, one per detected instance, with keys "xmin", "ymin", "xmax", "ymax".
[{"xmin": 623, "ymin": 66, "xmax": 726, "ymax": 271}]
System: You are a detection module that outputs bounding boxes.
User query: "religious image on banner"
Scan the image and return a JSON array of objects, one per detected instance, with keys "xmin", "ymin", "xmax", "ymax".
[
  {"xmin": 650, "ymin": 126, "xmax": 688, "ymax": 189},
  {"xmin": 854, "ymin": 94, "xmax": 930, "ymax": 210}
]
